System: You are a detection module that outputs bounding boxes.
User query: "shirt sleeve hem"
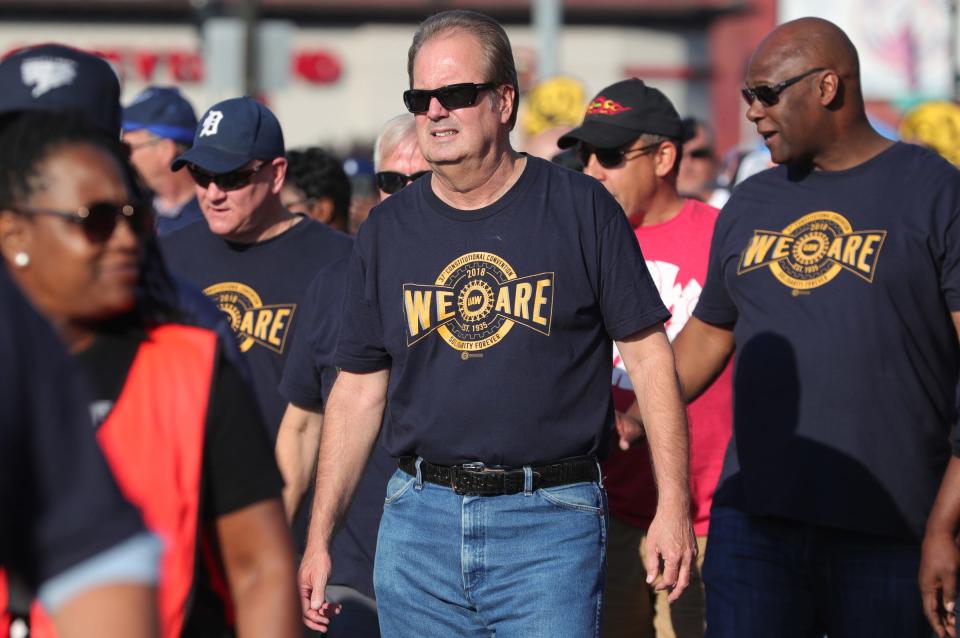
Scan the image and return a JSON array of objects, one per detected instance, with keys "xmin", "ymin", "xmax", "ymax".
[
  {"xmin": 278, "ymin": 379, "xmax": 324, "ymax": 410},
  {"xmin": 333, "ymin": 356, "xmax": 391, "ymax": 373},
  {"xmin": 607, "ymin": 308, "xmax": 671, "ymax": 341},
  {"xmin": 692, "ymin": 304, "xmax": 738, "ymax": 326}
]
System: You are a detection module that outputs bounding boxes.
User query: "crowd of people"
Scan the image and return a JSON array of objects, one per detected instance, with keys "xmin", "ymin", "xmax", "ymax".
[{"xmin": 2, "ymin": 9, "xmax": 960, "ymax": 638}]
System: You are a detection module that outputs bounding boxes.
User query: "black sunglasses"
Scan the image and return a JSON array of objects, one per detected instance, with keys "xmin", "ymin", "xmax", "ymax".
[
  {"xmin": 687, "ymin": 147, "xmax": 714, "ymax": 160},
  {"xmin": 403, "ymin": 82, "xmax": 497, "ymax": 114},
  {"xmin": 188, "ymin": 162, "xmax": 267, "ymax": 191},
  {"xmin": 577, "ymin": 141, "xmax": 662, "ymax": 170},
  {"xmin": 376, "ymin": 171, "xmax": 429, "ymax": 194},
  {"xmin": 17, "ymin": 203, "xmax": 147, "ymax": 243},
  {"xmin": 741, "ymin": 67, "xmax": 826, "ymax": 108}
]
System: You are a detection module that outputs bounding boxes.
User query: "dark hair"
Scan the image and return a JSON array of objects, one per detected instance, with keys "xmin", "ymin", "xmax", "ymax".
[
  {"xmin": 0, "ymin": 109, "xmax": 180, "ymax": 326},
  {"xmin": 285, "ymin": 147, "xmax": 351, "ymax": 226},
  {"xmin": 407, "ymin": 10, "xmax": 520, "ymax": 131}
]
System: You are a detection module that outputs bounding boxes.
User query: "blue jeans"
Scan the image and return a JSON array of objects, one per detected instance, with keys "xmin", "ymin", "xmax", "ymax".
[
  {"xmin": 373, "ymin": 466, "xmax": 607, "ymax": 638},
  {"xmin": 703, "ymin": 506, "xmax": 929, "ymax": 638}
]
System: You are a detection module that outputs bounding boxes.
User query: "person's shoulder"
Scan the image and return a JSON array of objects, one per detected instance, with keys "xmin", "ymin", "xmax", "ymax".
[
  {"xmin": 291, "ymin": 217, "xmax": 355, "ymax": 255},
  {"xmin": 305, "ymin": 254, "xmax": 350, "ymax": 298},
  {"xmin": 686, "ymin": 197, "xmax": 720, "ymax": 220},
  {"xmin": 891, "ymin": 141, "xmax": 960, "ymax": 180}
]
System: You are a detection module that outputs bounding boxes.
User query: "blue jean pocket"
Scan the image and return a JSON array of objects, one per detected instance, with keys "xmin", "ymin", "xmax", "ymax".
[
  {"xmin": 384, "ymin": 469, "xmax": 416, "ymax": 505},
  {"xmin": 538, "ymin": 482, "xmax": 604, "ymax": 515}
]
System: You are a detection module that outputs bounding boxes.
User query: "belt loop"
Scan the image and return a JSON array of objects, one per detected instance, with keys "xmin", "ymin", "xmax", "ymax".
[
  {"xmin": 414, "ymin": 457, "xmax": 424, "ymax": 491},
  {"xmin": 594, "ymin": 458, "xmax": 604, "ymax": 488},
  {"xmin": 523, "ymin": 465, "xmax": 533, "ymax": 496}
]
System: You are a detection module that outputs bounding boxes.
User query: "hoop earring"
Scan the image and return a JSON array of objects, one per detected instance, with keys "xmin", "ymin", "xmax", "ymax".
[{"xmin": 12, "ymin": 251, "xmax": 29, "ymax": 268}]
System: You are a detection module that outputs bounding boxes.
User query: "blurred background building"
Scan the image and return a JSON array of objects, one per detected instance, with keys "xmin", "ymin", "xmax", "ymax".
[{"xmin": 1, "ymin": 0, "xmax": 956, "ymax": 167}]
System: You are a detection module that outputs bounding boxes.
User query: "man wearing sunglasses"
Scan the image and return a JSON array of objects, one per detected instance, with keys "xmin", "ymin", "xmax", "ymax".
[
  {"xmin": 558, "ymin": 79, "xmax": 729, "ymax": 638},
  {"xmin": 162, "ymin": 96, "xmax": 353, "ymax": 449},
  {"xmin": 299, "ymin": 10, "xmax": 695, "ymax": 637},
  {"xmin": 622, "ymin": 17, "xmax": 960, "ymax": 638}
]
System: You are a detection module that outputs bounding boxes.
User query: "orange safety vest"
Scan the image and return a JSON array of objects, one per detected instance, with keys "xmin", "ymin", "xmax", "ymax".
[{"xmin": 1, "ymin": 324, "xmax": 220, "ymax": 638}]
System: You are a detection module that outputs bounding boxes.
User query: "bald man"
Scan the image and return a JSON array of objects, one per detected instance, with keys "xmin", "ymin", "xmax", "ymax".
[{"xmin": 624, "ymin": 17, "xmax": 960, "ymax": 637}]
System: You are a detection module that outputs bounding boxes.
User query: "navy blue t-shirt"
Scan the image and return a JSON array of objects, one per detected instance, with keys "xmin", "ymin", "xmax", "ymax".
[
  {"xmin": 335, "ymin": 156, "xmax": 669, "ymax": 466},
  {"xmin": 161, "ymin": 217, "xmax": 354, "ymax": 436},
  {"xmin": 0, "ymin": 268, "xmax": 144, "ymax": 588},
  {"xmin": 695, "ymin": 142, "xmax": 960, "ymax": 541},
  {"xmin": 279, "ymin": 257, "xmax": 395, "ymax": 599}
]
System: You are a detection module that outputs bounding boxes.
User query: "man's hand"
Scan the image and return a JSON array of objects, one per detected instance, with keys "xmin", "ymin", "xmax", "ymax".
[
  {"xmin": 921, "ymin": 530, "xmax": 959, "ymax": 638},
  {"xmin": 298, "ymin": 549, "xmax": 342, "ymax": 632},
  {"xmin": 615, "ymin": 410, "xmax": 646, "ymax": 450},
  {"xmin": 643, "ymin": 504, "xmax": 697, "ymax": 602}
]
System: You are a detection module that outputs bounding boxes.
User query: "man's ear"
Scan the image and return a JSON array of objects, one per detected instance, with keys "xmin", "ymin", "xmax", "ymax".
[
  {"xmin": 819, "ymin": 70, "xmax": 840, "ymax": 107},
  {"xmin": 270, "ymin": 157, "xmax": 288, "ymax": 194},
  {"xmin": 654, "ymin": 142, "xmax": 679, "ymax": 178},
  {"xmin": 496, "ymin": 85, "xmax": 517, "ymax": 125}
]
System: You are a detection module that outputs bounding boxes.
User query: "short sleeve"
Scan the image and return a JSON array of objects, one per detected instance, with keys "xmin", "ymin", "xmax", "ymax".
[
  {"xmin": 334, "ymin": 235, "xmax": 392, "ymax": 372},
  {"xmin": 693, "ymin": 203, "xmax": 739, "ymax": 326},
  {"xmin": 597, "ymin": 195, "xmax": 670, "ymax": 340}
]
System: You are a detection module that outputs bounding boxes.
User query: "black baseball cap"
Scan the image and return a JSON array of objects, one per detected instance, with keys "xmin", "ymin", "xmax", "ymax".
[
  {"xmin": 0, "ymin": 43, "xmax": 121, "ymax": 135},
  {"xmin": 123, "ymin": 86, "xmax": 197, "ymax": 144},
  {"xmin": 558, "ymin": 78, "xmax": 685, "ymax": 150},
  {"xmin": 172, "ymin": 96, "xmax": 285, "ymax": 174}
]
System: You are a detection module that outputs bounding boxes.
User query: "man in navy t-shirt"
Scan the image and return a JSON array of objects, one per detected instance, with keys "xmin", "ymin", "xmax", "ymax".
[
  {"xmin": 650, "ymin": 17, "xmax": 960, "ymax": 637},
  {"xmin": 297, "ymin": 10, "xmax": 695, "ymax": 637},
  {"xmin": 161, "ymin": 97, "xmax": 353, "ymax": 439}
]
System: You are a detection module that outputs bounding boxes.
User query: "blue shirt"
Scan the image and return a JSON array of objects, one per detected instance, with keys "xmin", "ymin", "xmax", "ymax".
[
  {"xmin": 335, "ymin": 156, "xmax": 669, "ymax": 466},
  {"xmin": 695, "ymin": 142, "xmax": 960, "ymax": 540},
  {"xmin": 161, "ymin": 217, "xmax": 354, "ymax": 437}
]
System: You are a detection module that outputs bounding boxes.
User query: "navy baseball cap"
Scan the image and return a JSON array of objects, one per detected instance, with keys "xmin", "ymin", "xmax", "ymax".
[
  {"xmin": 558, "ymin": 78, "xmax": 686, "ymax": 149},
  {"xmin": 122, "ymin": 86, "xmax": 197, "ymax": 144},
  {"xmin": 172, "ymin": 96, "xmax": 285, "ymax": 174},
  {"xmin": 0, "ymin": 44, "xmax": 120, "ymax": 135}
]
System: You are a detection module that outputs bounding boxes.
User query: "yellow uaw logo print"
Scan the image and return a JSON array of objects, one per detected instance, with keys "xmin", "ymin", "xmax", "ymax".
[
  {"xmin": 402, "ymin": 252, "xmax": 555, "ymax": 353},
  {"xmin": 737, "ymin": 211, "xmax": 886, "ymax": 293},
  {"xmin": 737, "ymin": 211, "xmax": 887, "ymax": 295},
  {"xmin": 203, "ymin": 282, "xmax": 296, "ymax": 353}
]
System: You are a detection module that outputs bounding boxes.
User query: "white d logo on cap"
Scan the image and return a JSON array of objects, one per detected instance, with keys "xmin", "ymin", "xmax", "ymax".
[{"xmin": 200, "ymin": 110, "xmax": 224, "ymax": 137}]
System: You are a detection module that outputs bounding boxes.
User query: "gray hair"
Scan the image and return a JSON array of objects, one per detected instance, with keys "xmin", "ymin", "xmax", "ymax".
[
  {"xmin": 373, "ymin": 113, "xmax": 418, "ymax": 171},
  {"xmin": 639, "ymin": 132, "xmax": 684, "ymax": 167},
  {"xmin": 407, "ymin": 10, "xmax": 520, "ymax": 131}
]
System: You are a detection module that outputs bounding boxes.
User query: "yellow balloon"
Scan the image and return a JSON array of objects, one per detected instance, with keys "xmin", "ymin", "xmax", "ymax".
[
  {"xmin": 522, "ymin": 76, "xmax": 586, "ymax": 138},
  {"xmin": 900, "ymin": 101, "xmax": 960, "ymax": 166}
]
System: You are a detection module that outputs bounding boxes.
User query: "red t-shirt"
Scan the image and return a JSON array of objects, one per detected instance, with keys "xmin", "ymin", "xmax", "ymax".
[{"xmin": 605, "ymin": 198, "xmax": 733, "ymax": 536}]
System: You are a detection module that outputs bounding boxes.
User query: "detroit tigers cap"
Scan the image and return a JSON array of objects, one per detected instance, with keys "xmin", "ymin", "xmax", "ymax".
[
  {"xmin": 122, "ymin": 86, "xmax": 197, "ymax": 144},
  {"xmin": 0, "ymin": 43, "xmax": 121, "ymax": 136},
  {"xmin": 171, "ymin": 96, "xmax": 285, "ymax": 174},
  {"xmin": 558, "ymin": 78, "xmax": 686, "ymax": 149}
]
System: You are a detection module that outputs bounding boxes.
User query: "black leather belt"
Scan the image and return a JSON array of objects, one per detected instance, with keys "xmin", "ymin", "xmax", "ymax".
[{"xmin": 398, "ymin": 455, "xmax": 599, "ymax": 496}]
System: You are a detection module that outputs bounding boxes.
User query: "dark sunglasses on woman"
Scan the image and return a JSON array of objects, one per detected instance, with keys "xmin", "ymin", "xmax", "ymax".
[
  {"xmin": 403, "ymin": 82, "xmax": 497, "ymax": 114},
  {"xmin": 16, "ymin": 202, "xmax": 149, "ymax": 243},
  {"xmin": 376, "ymin": 170, "xmax": 430, "ymax": 195}
]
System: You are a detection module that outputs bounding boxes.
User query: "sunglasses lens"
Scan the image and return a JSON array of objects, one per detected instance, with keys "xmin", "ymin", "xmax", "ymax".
[
  {"xmin": 81, "ymin": 204, "xmax": 145, "ymax": 242},
  {"xmin": 436, "ymin": 84, "xmax": 478, "ymax": 110},
  {"xmin": 217, "ymin": 172, "xmax": 248, "ymax": 191},
  {"xmin": 376, "ymin": 172, "xmax": 406, "ymax": 194},
  {"xmin": 595, "ymin": 148, "xmax": 625, "ymax": 169},
  {"xmin": 403, "ymin": 90, "xmax": 431, "ymax": 114},
  {"xmin": 188, "ymin": 166, "xmax": 212, "ymax": 188}
]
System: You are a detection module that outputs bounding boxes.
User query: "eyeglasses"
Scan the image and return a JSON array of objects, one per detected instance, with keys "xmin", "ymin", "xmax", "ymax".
[
  {"xmin": 376, "ymin": 170, "xmax": 429, "ymax": 194},
  {"xmin": 187, "ymin": 162, "xmax": 267, "ymax": 191},
  {"xmin": 403, "ymin": 83, "xmax": 497, "ymax": 114},
  {"xmin": 16, "ymin": 203, "xmax": 147, "ymax": 243},
  {"xmin": 576, "ymin": 142, "xmax": 662, "ymax": 170},
  {"xmin": 741, "ymin": 68, "xmax": 826, "ymax": 108},
  {"xmin": 125, "ymin": 136, "xmax": 164, "ymax": 152}
]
